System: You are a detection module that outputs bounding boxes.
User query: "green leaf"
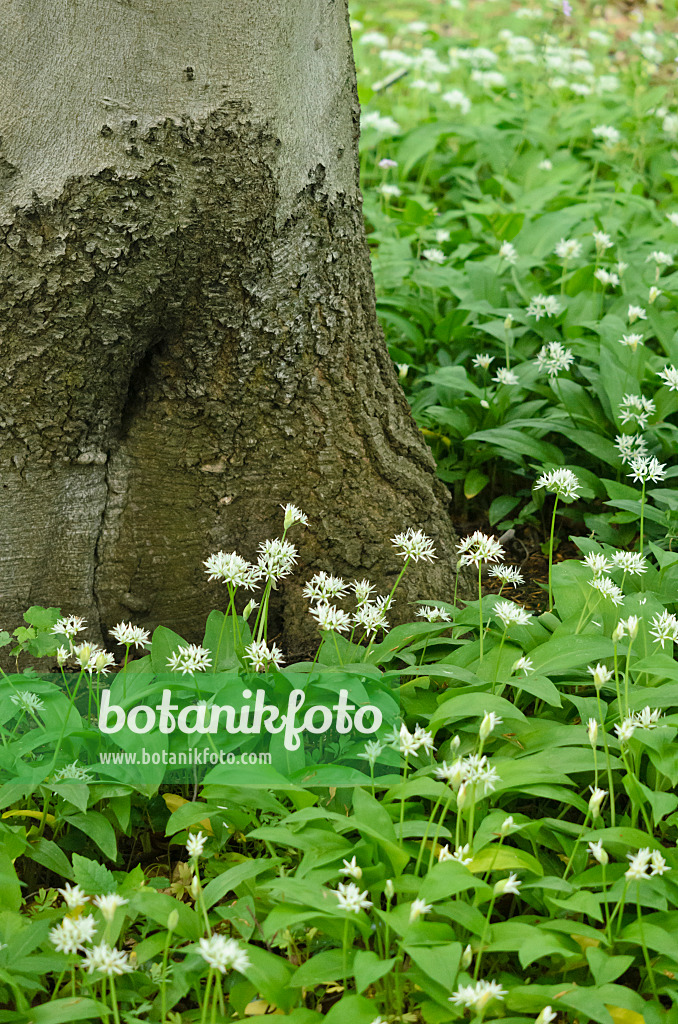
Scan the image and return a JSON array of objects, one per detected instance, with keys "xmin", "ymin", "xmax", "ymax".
[
  {"xmin": 464, "ymin": 468, "xmax": 489, "ymax": 499},
  {"xmin": 350, "ymin": 788, "xmax": 409, "ymax": 876},
  {"xmin": 528, "ymin": 635, "xmax": 615, "ymax": 675},
  {"xmin": 65, "ymin": 812, "xmax": 117, "ymax": 861},
  {"xmin": 26, "ymin": 838, "xmax": 74, "ymax": 880},
  {"xmin": 71, "ymin": 853, "xmax": 116, "ymax": 895},
  {"xmin": 418, "ymin": 860, "xmax": 489, "ymax": 903},
  {"xmin": 489, "ymin": 494, "xmax": 521, "ymax": 526},
  {"xmin": 586, "ymin": 947, "xmax": 634, "ymax": 986},
  {"xmin": 202, "ymin": 609, "xmax": 250, "ymax": 671},
  {"xmin": 289, "ymin": 949, "xmax": 351, "ymax": 988},
  {"xmin": 466, "ymin": 426, "xmax": 564, "ymax": 465},
  {"xmin": 23, "ymin": 606, "xmax": 62, "ymax": 631},
  {"xmin": 26, "ymin": 997, "xmax": 111, "ymax": 1023},
  {"xmin": 353, "ymin": 950, "xmax": 396, "ymax": 994},
  {"xmin": 131, "ymin": 889, "xmax": 202, "ymax": 941},
  {"xmin": 241, "ymin": 945, "xmax": 295, "ymax": 1012},
  {"xmin": 403, "ymin": 942, "xmax": 461, "ymax": 990},
  {"xmin": 150, "ymin": 625, "xmax": 188, "ymax": 674},
  {"xmin": 322, "ymin": 994, "xmax": 384, "ymax": 1024},
  {"xmin": 0, "ymin": 852, "xmax": 21, "ymax": 911},
  {"xmin": 202, "ymin": 859, "xmax": 277, "ymax": 910},
  {"xmin": 471, "ymin": 845, "xmax": 544, "ymax": 877},
  {"xmin": 430, "ymin": 692, "xmax": 526, "ymax": 732}
]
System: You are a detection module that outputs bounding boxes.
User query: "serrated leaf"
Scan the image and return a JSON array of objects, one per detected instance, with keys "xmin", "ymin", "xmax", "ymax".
[{"xmin": 71, "ymin": 853, "xmax": 116, "ymax": 895}]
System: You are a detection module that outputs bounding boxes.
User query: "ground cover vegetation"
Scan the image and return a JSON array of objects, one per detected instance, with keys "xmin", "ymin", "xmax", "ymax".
[{"xmin": 1, "ymin": 1, "xmax": 678, "ymax": 1022}]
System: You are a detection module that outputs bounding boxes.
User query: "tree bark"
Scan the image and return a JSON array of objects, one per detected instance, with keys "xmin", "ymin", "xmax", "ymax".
[{"xmin": 0, "ymin": 0, "xmax": 464, "ymax": 657}]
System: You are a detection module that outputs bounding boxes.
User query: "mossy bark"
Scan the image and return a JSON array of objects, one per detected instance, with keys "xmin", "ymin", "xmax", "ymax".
[{"xmin": 0, "ymin": 0, "xmax": 465, "ymax": 657}]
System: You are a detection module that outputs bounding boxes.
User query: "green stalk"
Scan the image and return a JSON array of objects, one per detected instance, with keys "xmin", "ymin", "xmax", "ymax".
[
  {"xmin": 415, "ymin": 789, "xmax": 445, "ymax": 876},
  {"xmin": 399, "ymin": 758, "xmax": 410, "ymax": 837},
  {"xmin": 428, "ymin": 791, "xmax": 455, "ymax": 872},
  {"xmin": 342, "ymin": 917, "xmax": 351, "ymax": 995},
  {"xmin": 109, "ymin": 975, "xmax": 121, "ymax": 1024},
  {"xmin": 478, "ymin": 562, "xmax": 484, "ymax": 661},
  {"xmin": 622, "ymin": 635, "xmax": 635, "ymax": 719},
  {"xmin": 636, "ymin": 886, "xmax": 659, "ymax": 999},
  {"xmin": 596, "ymin": 687, "xmax": 616, "ymax": 828},
  {"xmin": 200, "ymin": 969, "xmax": 214, "ymax": 1024},
  {"xmin": 547, "ymin": 494, "xmax": 559, "ymax": 612},
  {"xmin": 562, "ymin": 807, "xmax": 591, "ymax": 880},
  {"xmin": 473, "ymin": 891, "xmax": 497, "ymax": 982}
]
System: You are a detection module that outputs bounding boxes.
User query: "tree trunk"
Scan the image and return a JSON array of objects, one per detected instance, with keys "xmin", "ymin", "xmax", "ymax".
[{"xmin": 0, "ymin": 0, "xmax": 463, "ymax": 657}]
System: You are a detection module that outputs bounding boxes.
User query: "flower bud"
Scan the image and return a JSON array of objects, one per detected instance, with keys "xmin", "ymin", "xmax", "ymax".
[
  {"xmin": 588, "ymin": 787, "xmax": 607, "ymax": 820},
  {"xmin": 588, "ymin": 840, "xmax": 608, "ymax": 866},
  {"xmin": 587, "ymin": 718, "xmax": 598, "ymax": 747},
  {"xmin": 504, "ymin": 314, "xmax": 513, "ymax": 330},
  {"xmin": 167, "ymin": 910, "xmax": 179, "ymax": 932},
  {"xmin": 384, "ymin": 879, "xmax": 394, "ymax": 900},
  {"xmin": 479, "ymin": 711, "xmax": 500, "ymax": 743},
  {"xmin": 456, "ymin": 783, "xmax": 469, "ymax": 810},
  {"xmin": 242, "ymin": 599, "xmax": 257, "ymax": 622},
  {"xmin": 460, "ymin": 943, "xmax": 473, "ymax": 969},
  {"xmin": 500, "ymin": 815, "xmax": 515, "ymax": 837}
]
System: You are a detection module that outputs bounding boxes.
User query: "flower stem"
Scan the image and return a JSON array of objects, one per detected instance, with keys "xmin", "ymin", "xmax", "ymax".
[
  {"xmin": 478, "ymin": 563, "xmax": 484, "ymax": 661},
  {"xmin": 547, "ymin": 494, "xmax": 559, "ymax": 612}
]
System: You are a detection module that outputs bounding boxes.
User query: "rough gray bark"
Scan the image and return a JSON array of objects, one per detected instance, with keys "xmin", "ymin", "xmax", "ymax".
[{"xmin": 0, "ymin": 0, "xmax": 464, "ymax": 657}]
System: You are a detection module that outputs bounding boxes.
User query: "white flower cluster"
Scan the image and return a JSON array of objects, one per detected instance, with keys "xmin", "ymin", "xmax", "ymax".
[
  {"xmin": 244, "ymin": 639, "xmax": 285, "ymax": 672},
  {"xmin": 417, "ymin": 605, "xmax": 452, "ymax": 622},
  {"xmin": 435, "ymin": 752, "xmax": 500, "ymax": 796},
  {"xmin": 303, "ymin": 572, "xmax": 391, "ymax": 639},
  {"xmin": 526, "ymin": 293, "xmax": 561, "ymax": 320},
  {"xmin": 488, "ymin": 564, "xmax": 524, "ymax": 587},
  {"xmin": 48, "ymin": 888, "xmax": 135, "ymax": 976},
  {"xmin": 535, "ymin": 340, "xmax": 575, "ymax": 377},
  {"xmin": 615, "ymin": 433, "xmax": 647, "ymax": 465},
  {"xmin": 334, "ymin": 881, "xmax": 373, "ymax": 913},
  {"xmin": 9, "ymin": 691, "xmax": 45, "ymax": 714},
  {"xmin": 625, "ymin": 847, "xmax": 668, "ymax": 881},
  {"xmin": 554, "ymin": 237, "xmax": 582, "ymax": 260},
  {"xmin": 535, "ymin": 468, "xmax": 581, "ymax": 501},
  {"xmin": 450, "ymin": 979, "xmax": 507, "ymax": 1012},
  {"xmin": 622, "ymin": 393, "xmax": 659, "ymax": 430},
  {"xmin": 51, "ymin": 616, "xmax": 117, "ymax": 675},
  {"xmin": 628, "ymin": 455, "xmax": 666, "ymax": 483},
  {"xmin": 198, "ymin": 934, "xmax": 251, "ymax": 973},
  {"xmin": 457, "ymin": 531, "xmax": 505, "ymax": 567},
  {"xmin": 396, "ymin": 723, "xmax": 435, "ymax": 758},
  {"xmin": 167, "ymin": 644, "xmax": 212, "ymax": 675},
  {"xmin": 494, "ymin": 599, "xmax": 531, "ymax": 628},
  {"xmin": 615, "ymin": 706, "xmax": 663, "ymax": 744},
  {"xmin": 658, "ymin": 365, "xmax": 678, "ymax": 391},
  {"xmin": 595, "ymin": 269, "xmax": 620, "ymax": 288},
  {"xmin": 649, "ymin": 610, "xmax": 678, "ymax": 648}
]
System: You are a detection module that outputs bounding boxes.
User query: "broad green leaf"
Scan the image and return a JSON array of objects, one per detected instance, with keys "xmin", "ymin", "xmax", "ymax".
[
  {"xmin": 65, "ymin": 812, "xmax": 117, "ymax": 861},
  {"xmin": 203, "ymin": 859, "xmax": 277, "ymax": 910},
  {"xmin": 353, "ymin": 950, "xmax": 396, "ymax": 993},
  {"xmin": 27, "ymin": 997, "xmax": 111, "ymax": 1023},
  {"xmin": 470, "ymin": 845, "xmax": 544, "ymax": 877},
  {"xmin": 289, "ymin": 949, "xmax": 351, "ymax": 988},
  {"xmin": 0, "ymin": 852, "xmax": 21, "ymax": 912}
]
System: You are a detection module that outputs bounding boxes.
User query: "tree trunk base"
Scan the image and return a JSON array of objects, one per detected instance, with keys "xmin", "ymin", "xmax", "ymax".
[{"xmin": 0, "ymin": 106, "xmax": 468, "ymax": 661}]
